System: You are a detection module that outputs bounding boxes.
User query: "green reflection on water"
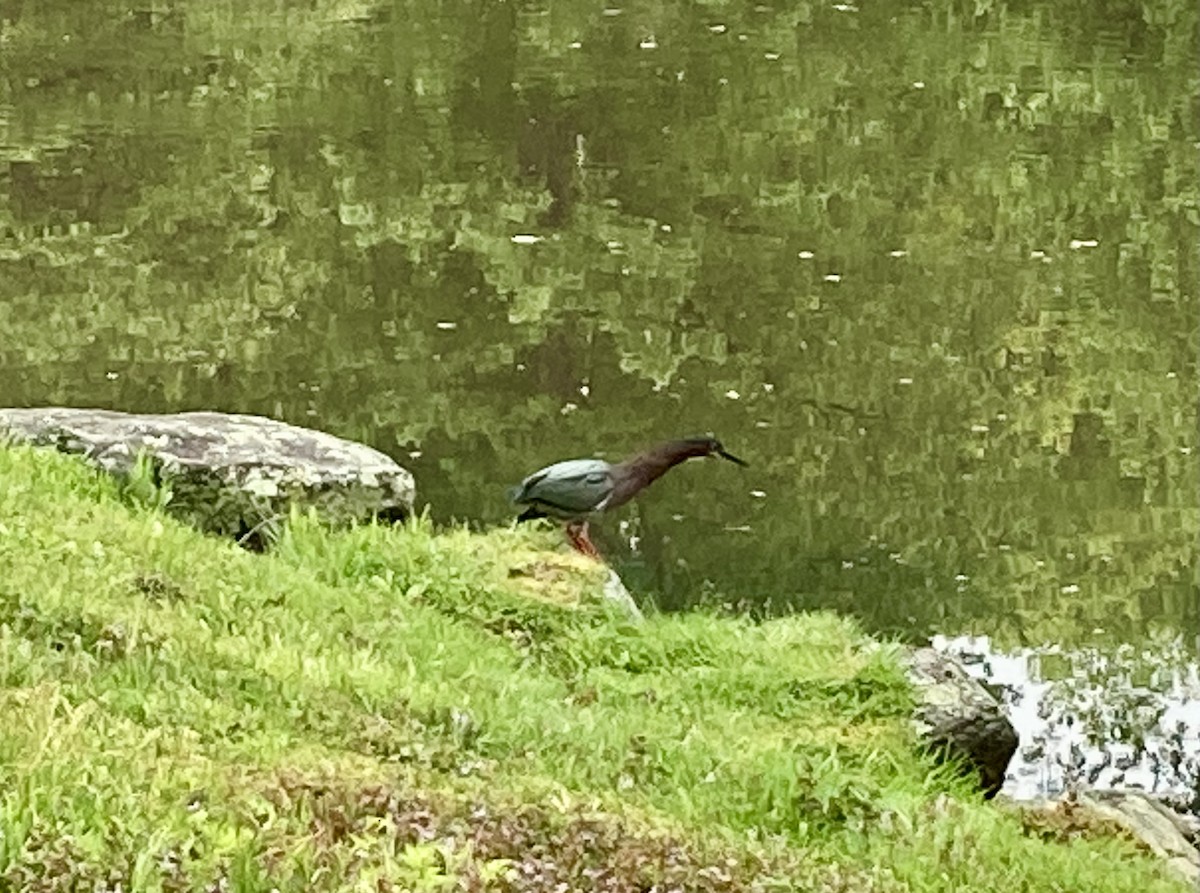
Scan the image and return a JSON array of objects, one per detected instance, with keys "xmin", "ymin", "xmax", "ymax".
[{"xmin": 2, "ymin": 0, "xmax": 1196, "ymax": 647}]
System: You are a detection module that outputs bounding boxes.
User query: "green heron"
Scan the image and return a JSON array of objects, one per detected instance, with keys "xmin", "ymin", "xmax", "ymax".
[{"xmin": 510, "ymin": 436, "xmax": 748, "ymax": 558}]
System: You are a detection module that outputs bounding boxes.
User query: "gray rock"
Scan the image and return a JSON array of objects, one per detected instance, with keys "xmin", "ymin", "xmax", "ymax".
[
  {"xmin": 903, "ymin": 646, "xmax": 1019, "ymax": 798},
  {"xmin": 0, "ymin": 407, "xmax": 414, "ymax": 545},
  {"xmin": 1019, "ymin": 790, "xmax": 1199, "ymax": 886},
  {"xmin": 602, "ymin": 569, "xmax": 644, "ymax": 623},
  {"xmin": 1080, "ymin": 790, "xmax": 1200, "ymax": 885}
]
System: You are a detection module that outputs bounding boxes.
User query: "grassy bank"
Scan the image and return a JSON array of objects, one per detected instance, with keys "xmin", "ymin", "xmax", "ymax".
[{"xmin": 0, "ymin": 445, "xmax": 1186, "ymax": 892}]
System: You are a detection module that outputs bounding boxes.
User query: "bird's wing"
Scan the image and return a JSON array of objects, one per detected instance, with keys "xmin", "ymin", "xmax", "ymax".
[{"xmin": 512, "ymin": 458, "xmax": 614, "ymax": 516}]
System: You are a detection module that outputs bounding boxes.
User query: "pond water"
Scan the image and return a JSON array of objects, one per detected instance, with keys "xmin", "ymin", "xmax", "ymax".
[
  {"xmin": 2, "ymin": 2, "xmax": 1197, "ymax": 794},
  {"xmin": 935, "ymin": 634, "xmax": 1199, "ymax": 802}
]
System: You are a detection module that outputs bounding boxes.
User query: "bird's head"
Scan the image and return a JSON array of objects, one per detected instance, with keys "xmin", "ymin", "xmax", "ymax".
[{"xmin": 683, "ymin": 435, "xmax": 748, "ymax": 466}]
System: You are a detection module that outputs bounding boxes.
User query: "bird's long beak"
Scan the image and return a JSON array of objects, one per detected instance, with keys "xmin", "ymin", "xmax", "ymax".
[{"xmin": 717, "ymin": 448, "xmax": 748, "ymax": 466}]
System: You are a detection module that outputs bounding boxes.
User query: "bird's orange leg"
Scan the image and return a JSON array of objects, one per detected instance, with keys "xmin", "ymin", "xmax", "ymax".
[{"xmin": 565, "ymin": 521, "xmax": 603, "ymax": 561}]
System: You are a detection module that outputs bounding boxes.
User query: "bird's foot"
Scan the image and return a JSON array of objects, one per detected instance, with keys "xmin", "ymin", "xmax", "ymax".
[{"xmin": 565, "ymin": 521, "xmax": 603, "ymax": 561}]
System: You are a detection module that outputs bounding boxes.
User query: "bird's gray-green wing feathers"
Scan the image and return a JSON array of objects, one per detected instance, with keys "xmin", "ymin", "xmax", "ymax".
[{"xmin": 511, "ymin": 458, "xmax": 615, "ymax": 518}]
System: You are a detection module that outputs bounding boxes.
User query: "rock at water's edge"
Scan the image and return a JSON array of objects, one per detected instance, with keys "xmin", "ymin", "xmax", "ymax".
[
  {"xmin": 0, "ymin": 407, "xmax": 415, "ymax": 544},
  {"xmin": 903, "ymin": 646, "xmax": 1019, "ymax": 798},
  {"xmin": 1016, "ymin": 790, "xmax": 1200, "ymax": 886}
]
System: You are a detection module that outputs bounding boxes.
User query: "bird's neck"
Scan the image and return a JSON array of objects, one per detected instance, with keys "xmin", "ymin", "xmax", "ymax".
[
  {"xmin": 606, "ymin": 440, "xmax": 708, "ymax": 510},
  {"xmin": 627, "ymin": 439, "xmax": 711, "ymax": 473}
]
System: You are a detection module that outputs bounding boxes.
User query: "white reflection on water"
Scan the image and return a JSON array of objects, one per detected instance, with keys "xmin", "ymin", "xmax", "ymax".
[{"xmin": 933, "ymin": 634, "xmax": 1200, "ymax": 801}]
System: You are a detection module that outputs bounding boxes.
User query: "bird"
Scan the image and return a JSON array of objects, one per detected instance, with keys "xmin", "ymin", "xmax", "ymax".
[{"xmin": 510, "ymin": 436, "xmax": 748, "ymax": 559}]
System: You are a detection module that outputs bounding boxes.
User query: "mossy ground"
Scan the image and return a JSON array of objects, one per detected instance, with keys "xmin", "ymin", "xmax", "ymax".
[{"xmin": 0, "ymin": 445, "xmax": 1187, "ymax": 891}]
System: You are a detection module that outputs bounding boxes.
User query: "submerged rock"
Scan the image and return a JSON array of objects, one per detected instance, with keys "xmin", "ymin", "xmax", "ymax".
[
  {"xmin": 0, "ymin": 407, "xmax": 415, "ymax": 546},
  {"xmin": 903, "ymin": 646, "xmax": 1019, "ymax": 798}
]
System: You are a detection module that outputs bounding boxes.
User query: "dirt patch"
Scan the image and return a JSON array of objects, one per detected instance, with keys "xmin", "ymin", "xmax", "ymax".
[{"xmin": 256, "ymin": 772, "xmax": 871, "ymax": 892}]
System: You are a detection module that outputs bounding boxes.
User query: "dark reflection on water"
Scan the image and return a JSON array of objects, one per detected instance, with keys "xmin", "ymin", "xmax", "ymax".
[{"xmin": 1, "ymin": 1, "xmax": 1196, "ymax": 653}]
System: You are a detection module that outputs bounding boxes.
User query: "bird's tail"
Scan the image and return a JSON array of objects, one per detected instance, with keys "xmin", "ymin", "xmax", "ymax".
[{"xmin": 516, "ymin": 506, "xmax": 546, "ymax": 523}]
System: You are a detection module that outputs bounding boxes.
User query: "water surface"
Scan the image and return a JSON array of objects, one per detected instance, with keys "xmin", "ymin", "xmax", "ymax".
[{"xmin": 2, "ymin": 3, "xmax": 1196, "ymax": 696}]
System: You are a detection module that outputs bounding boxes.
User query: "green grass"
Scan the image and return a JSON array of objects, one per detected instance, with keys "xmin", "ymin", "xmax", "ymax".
[{"xmin": 0, "ymin": 444, "xmax": 1188, "ymax": 892}]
